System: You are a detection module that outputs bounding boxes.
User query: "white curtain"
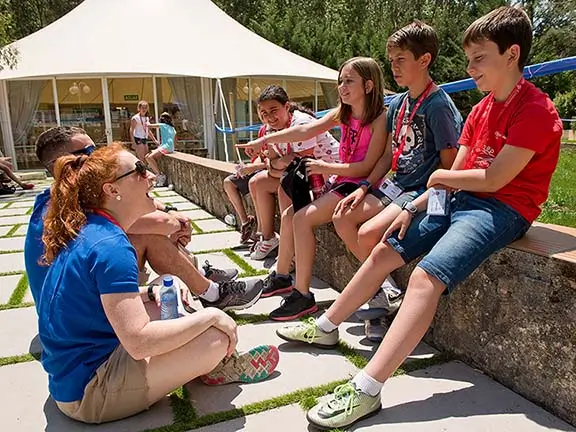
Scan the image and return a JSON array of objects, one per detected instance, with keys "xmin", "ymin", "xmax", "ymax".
[
  {"xmin": 8, "ymin": 80, "xmax": 46, "ymax": 147},
  {"xmin": 167, "ymin": 77, "xmax": 204, "ymax": 139}
]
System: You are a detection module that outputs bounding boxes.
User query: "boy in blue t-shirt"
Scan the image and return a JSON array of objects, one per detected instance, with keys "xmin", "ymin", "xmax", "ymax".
[{"xmin": 146, "ymin": 112, "xmax": 177, "ymax": 187}]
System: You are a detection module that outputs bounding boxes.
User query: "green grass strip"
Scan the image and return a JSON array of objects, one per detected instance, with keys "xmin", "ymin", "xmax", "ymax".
[
  {"xmin": 191, "ymin": 228, "xmax": 236, "ymax": 236},
  {"xmin": 153, "ymin": 191, "xmax": 161, "ymax": 198},
  {"xmin": 4, "ymin": 223, "xmax": 24, "ymax": 237},
  {"xmin": 0, "ymin": 302, "xmax": 34, "ymax": 311},
  {"xmin": 25, "ymin": 207, "xmax": 33, "ymax": 215},
  {"xmin": 189, "ymin": 220, "xmax": 204, "ymax": 234},
  {"xmin": 227, "ymin": 311, "xmax": 270, "ymax": 326},
  {"xmin": 169, "ymin": 386, "xmax": 197, "ymax": 424},
  {"xmin": 221, "ymin": 249, "xmax": 268, "ymax": 278},
  {"xmin": 0, "ymin": 249, "xmax": 24, "ymax": 255},
  {"xmin": 0, "ymin": 270, "xmax": 24, "ymax": 277},
  {"xmin": 336, "ymin": 341, "xmax": 369, "ymax": 369},
  {"xmin": 0, "ymin": 213, "xmax": 23, "ymax": 218},
  {"xmin": 1, "ymin": 202, "xmax": 12, "ymax": 209},
  {"xmin": 0, "ymin": 352, "xmax": 40, "ymax": 367},
  {"xmin": 191, "ymin": 216, "xmax": 216, "ymax": 221},
  {"xmin": 8, "ymin": 274, "xmax": 28, "ymax": 305}
]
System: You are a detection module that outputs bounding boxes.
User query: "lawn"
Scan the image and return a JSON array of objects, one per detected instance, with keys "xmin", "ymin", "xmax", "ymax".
[{"xmin": 538, "ymin": 146, "xmax": 576, "ymax": 228}]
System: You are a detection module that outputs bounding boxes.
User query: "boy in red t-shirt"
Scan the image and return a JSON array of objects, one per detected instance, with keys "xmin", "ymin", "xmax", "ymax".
[{"xmin": 275, "ymin": 7, "xmax": 563, "ymax": 429}]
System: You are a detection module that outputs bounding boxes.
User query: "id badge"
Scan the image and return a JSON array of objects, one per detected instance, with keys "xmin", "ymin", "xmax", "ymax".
[
  {"xmin": 378, "ymin": 178, "xmax": 403, "ymax": 201},
  {"xmin": 427, "ymin": 188, "xmax": 450, "ymax": 216}
]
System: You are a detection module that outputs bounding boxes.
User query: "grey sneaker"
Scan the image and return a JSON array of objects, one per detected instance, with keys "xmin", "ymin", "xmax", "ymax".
[
  {"xmin": 156, "ymin": 173, "xmax": 167, "ymax": 187},
  {"xmin": 307, "ymin": 381, "xmax": 381, "ymax": 429},
  {"xmin": 200, "ymin": 278, "xmax": 263, "ymax": 311},
  {"xmin": 276, "ymin": 317, "xmax": 338, "ymax": 348},
  {"xmin": 202, "ymin": 260, "xmax": 239, "ymax": 284},
  {"xmin": 364, "ymin": 318, "xmax": 388, "ymax": 343}
]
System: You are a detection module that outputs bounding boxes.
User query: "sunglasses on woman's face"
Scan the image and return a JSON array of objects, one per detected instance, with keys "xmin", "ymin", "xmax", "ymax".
[
  {"xmin": 71, "ymin": 145, "xmax": 96, "ymax": 156},
  {"xmin": 114, "ymin": 160, "xmax": 148, "ymax": 182}
]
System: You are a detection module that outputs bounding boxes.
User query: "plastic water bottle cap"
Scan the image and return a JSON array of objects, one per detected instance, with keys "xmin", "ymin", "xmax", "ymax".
[{"xmin": 163, "ymin": 276, "xmax": 174, "ymax": 287}]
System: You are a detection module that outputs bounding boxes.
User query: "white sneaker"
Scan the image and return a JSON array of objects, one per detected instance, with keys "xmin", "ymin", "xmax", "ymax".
[{"xmin": 250, "ymin": 236, "xmax": 279, "ymax": 260}]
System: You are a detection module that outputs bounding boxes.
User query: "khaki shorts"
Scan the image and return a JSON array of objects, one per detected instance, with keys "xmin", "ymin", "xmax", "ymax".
[{"xmin": 56, "ymin": 345, "xmax": 149, "ymax": 424}]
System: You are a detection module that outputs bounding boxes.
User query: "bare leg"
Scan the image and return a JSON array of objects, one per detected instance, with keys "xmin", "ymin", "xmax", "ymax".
[
  {"xmin": 364, "ymin": 268, "xmax": 445, "ymax": 382},
  {"xmin": 324, "ymin": 242, "xmax": 405, "ymax": 325},
  {"xmin": 275, "ymin": 187, "xmax": 295, "ymax": 274},
  {"xmin": 357, "ymin": 204, "xmax": 403, "ymax": 260},
  {"xmin": 128, "ymin": 234, "xmax": 210, "ymax": 296},
  {"xmin": 0, "ymin": 163, "xmax": 28, "ymax": 188},
  {"xmin": 223, "ymin": 177, "xmax": 249, "ymax": 225},
  {"xmin": 332, "ymin": 194, "xmax": 384, "ymax": 261},
  {"xmin": 134, "ymin": 143, "xmax": 148, "ymax": 162},
  {"xmin": 145, "ymin": 150, "xmax": 162, "ymax": 175},
  {"xmin": 146, "ymin": 326, "xmax": 228, "ymax": 404},
  {"xmin": 248, "ymin": 171, "xmax": 280, "ymax": 240},
  {"xmin": 292, "ymin": 192, "xmax": 341, "ymax": 295}
]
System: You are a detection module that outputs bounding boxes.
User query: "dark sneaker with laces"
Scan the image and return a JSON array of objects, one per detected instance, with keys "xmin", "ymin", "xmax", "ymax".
[
  {"xmin": 203, "ymin": 260, "xmax": 239, "ymax": 284},
  {"xmin": 261, "ymin": 271, "xmax": 293, "ymax": 298},
  {"xmin": 269, "ymin": 289, "xmax": 319, "ymax": 321},
  {"xmin": 200, "ymin": 279, "xmax": 263, "ymax": 311},
  {"xmin": 240, "ymin": 215, "xmax": 256, "ymax": 244}
]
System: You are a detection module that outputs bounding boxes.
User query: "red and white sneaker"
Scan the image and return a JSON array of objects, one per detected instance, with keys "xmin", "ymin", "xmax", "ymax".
[
  {"xmin": 250, "ymin": 236, "xmax": 279, "ymax": 260},
  {"xmin": 200, "ymin": 345, "xmax": 279, "ymax": 385}
]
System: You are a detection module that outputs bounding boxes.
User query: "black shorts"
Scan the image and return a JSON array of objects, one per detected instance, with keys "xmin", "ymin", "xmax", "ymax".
[
  {"xmin": 225, "ymin": 172, "xmax": 258, "ymax": 196},
  {"xmin": 328, "ymin": 181, "xmax": 360, "ymax": 198},
  {"xmin": 134, "ymin": 137, "xmax": 147, "ymax": 145}
]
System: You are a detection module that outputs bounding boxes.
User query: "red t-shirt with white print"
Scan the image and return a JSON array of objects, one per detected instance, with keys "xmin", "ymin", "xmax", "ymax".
[{"xmin": 459, "ymin": 80, "xmax": 562, "ymax": 223}]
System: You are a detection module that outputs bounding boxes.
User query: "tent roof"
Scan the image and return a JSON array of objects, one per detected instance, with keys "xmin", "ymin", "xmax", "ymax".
[{"xmin": 0, "ymin": 0, "xmax": 338, "ymax": 81}]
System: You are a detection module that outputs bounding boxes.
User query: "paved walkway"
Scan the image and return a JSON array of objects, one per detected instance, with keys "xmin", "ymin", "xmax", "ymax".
[{"xmin": 0, "ymin": 183, "xmax": 574, "ymax": 431}]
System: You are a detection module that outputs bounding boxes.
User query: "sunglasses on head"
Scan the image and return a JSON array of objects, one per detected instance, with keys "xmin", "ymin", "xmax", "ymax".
[
  {"xmin": 71, "ymin": 145, "xmax": 96, "ymax": 156},
  {"xmin": 114, "ymin": 160, "xmax": 148, "ymax": 182}
]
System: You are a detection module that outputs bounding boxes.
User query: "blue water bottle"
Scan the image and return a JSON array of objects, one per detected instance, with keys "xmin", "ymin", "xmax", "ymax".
[{"xmin": 160, "ymin": 276, "xmax": 179, "ymax": 320}]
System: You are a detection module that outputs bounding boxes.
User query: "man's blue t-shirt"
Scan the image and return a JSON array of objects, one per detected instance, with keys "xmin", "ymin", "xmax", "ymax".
[
  {"xmin": 38, "ymin": 214, "xmax": 139, "ymax": 403},
  {"xmin": 387, "ymin": 88, "xmax": 463, "ymax": 190},
  {"xmin": 159, "ymin": 123, "xmax": 176, "ymax": 152},
  {"xmin": 24, "ymin": 187, "xmax": 51, "ymax": 307}
]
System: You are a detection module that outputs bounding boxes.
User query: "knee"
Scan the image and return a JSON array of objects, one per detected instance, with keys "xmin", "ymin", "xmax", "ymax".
[
  {"xmin": 201, "ymin": 327, "xmax": 229, "ymax": 369},
  {"xmin": 281, "ymin": 206, "xmax": 294, "ymax": 221},
  {"xmin": 369, "ymin": 241, "xmax": 391, "ymax": 262},
  {"xmin": 292, "ymin": 208, "xmax": 308, "ymax": 228},
  {"xmin": 332, "ymin": 211, "xmax": 351, "ymax": 233},
  {"xmin": 223, "ymin": 177, "xmax": 234, "ymax": 191},
  {"xmin": 358, "ymin": 224, "xmax": 379, "ymax": 250}
]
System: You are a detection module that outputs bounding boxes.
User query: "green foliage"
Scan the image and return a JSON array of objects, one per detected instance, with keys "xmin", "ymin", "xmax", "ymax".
[{"xmin": 554, "ymin": 89, "xmax": 576, "ymax": 120}]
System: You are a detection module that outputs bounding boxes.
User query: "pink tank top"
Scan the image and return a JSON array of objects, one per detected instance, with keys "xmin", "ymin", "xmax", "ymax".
[{"xmin": 334, "ymin": 117, "xmax": 372, "ymax": 184}]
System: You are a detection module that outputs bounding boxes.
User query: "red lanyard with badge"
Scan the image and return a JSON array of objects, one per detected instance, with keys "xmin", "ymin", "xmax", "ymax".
[
  {"xmin": 93, "ymin": 209, "xmax": 123, "ymax": 230},
  {"xmin": 377, "ymin": 82, "xmax": 434, "ymax": 203},
  {"xmin": 464, "ymin": 78, "xmax": 527, "ymax": 169}
]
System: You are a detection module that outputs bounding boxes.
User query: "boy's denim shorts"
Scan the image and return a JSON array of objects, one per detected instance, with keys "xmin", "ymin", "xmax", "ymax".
[{"xmin": 386, "ymin": 192, "xmax": 530, "ymax": 292}]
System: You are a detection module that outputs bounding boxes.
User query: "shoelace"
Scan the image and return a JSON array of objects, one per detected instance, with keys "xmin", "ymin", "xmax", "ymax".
[
  {"xmin": 221, "ymin": 280, "xmax": 246, "ymax": 295},
  {"xmin": 327, "ymin": 383, "xmax": 357, "ymax": 416},
  {"xmin": 204, "ymin": 260, "xmax": 227, "ymax": 277},
  {"xmin": 278, "ymin": 290, "xmax": 300, "ymax": 307},
  {"xmin": 300, "ymin": 317, "xmax": 320, "ymax": 344}
]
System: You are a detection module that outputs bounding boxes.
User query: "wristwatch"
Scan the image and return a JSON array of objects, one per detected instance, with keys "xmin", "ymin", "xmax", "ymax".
[
  {"xmin": 147, "ymin": 284, "xmax": 156, "ymax": 302},
  {"xmin": 401, "ymin": 201, "xmax": 418, "ymax": 216},
  {"xmin": 358, "ymin": 180, "xmax": 371, "ymax": 191},
  {"xmin": 163, "ymin": 205, "xmax": 178, "ymax": 213}
]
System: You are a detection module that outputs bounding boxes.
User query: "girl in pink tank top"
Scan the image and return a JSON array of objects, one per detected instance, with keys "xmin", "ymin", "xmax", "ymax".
[{"xmin": 236, "ymin": 57, "xmax": 389, "ymax": 321}]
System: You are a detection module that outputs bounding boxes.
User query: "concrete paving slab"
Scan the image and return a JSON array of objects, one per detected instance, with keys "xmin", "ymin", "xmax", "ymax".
[
  {"xmin": 191, "ymin": 404, "xmax": 309, "ymax": 432},
  {"xmin": 172, "ymin": 202, "xmax": 199, "ymax": 211},
  {"xmin": 157, "ymin": 195, "xmax": 191, "ymax": 204},
  {"xmin": 0, "ymin": 252, "xmax": 25, "ymax": 273},
  {"xmin": 14, "ymin": 224, "xmax": 28, "ymax": 236},
  {"xmin": 238, "ymin": 251, "xmax": 278, "ymax": 272},
  {"xmin": 195, "ymin": 252, "xmax": 242, "ymax": 274},
  {"xmin": 0, "ymin": 225, "xmax": 13, "ymax": 236},
  {"xmin": 8, "ymin": 201, "xmax": 35, "ymax": 209},
  {"xmin": 194, "ymin": 218, "xmax": 232, "ymax": 233},
  {"xmin": 182, "ymin": 209, "xmax": 216, "ymax": 220},
  {"xmin": 154, "ymin": 191, "xmax": 179, "ymax": 198},
  {"xmin": 188, "ymin": 231, "xmax": 243, "ymax": 253},
  {"xmin": 22, "ymin": 286, "xmax": 34, "ymax": 304},
  {"xmin": 0, "ymin": 361, "xmax": 174, "ymax": 432},
  {"xmin": 0, "ymin": 307, "xmax": 39, "ymax": 357},
  {"xmin": 186, "ymin": 320, "xmax": 358, "ymax": 416},
  {"xmin": 0, "ymin": 274, "xmax": 22, "ymax": 304},
  {"xmin": 0, "ymin": 207, "xmax": 29, "ymax": 217},
  {"xmin": 340, "ymin": 361, "xmax": 576, "ymax": 431},
  {"xmin": 0, "ymin": 235, "xmax": 25, "ymax": 251},
  {"xmin": 0, "ymin": 215, "xmax": 31, "ymax": 225}
]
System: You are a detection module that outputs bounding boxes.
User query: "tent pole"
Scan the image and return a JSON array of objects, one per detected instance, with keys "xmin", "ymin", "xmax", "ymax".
[
  {"xmin": 229, "ymin": 92, "xmax": 239, "ymax": 162},
  {"xmin": 314, "ymin": 81, "xmax": 318, "ymax": 112},
  {"xmin": 52, "ymin": 78, "xmax": 61, "ymax": 126},
  {"xmin": 218, "ymin": 79, "xmax": 238, "ymax": 162},
  {"xmin": 152, "ymin": 76, "xmax": 159, "ymax": 122},
  {"xmin": 0, "ymin": 81, "xmax": 16, "ymax": 168},
  {"xmin": 248, "ymin": 78, "xmax": 253, "ymax": 141},
  {"xmin": 101, "ymin": 78, "xmax": 113, "ymax": 145},
  {"xmin": 201, "ymin": 78, "xmax": 215, "ymax": 159},
  {"xmin": 217, "ymin": 79, "xmax": 230, "ymax": 162}
]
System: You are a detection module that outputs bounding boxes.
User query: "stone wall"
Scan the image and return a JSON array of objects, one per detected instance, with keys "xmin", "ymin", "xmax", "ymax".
[{"xmin": 159, "ymin": 153, "xmax": 576, "ymax": 426}]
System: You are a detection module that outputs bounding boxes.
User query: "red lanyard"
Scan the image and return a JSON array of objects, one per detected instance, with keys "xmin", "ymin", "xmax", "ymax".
[
  {"xmin": 392, "ymin": 81, "xmax": 435, "ymax": 171},
  {"xmin": 465, "ymin": 78, "xmax": 527, "ymax": 168},
  {"xmin": 139, "ymin": 115, "xmax": 148, "ymax": 134},
  {"xmin": 93, "ymin": 209, "xmax": 123, "ymax": 230},
  {"xmin": 342, "ymin": 122, "xmax": 364, "ymax": 163}
]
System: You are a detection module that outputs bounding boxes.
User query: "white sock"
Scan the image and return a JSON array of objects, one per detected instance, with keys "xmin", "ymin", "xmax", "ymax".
[
  {"xmin": 199, "ymin": 267, "xmax": 206, "ymax": 277},
  {"xmin": 316, "ymin": 314, "xmax": 337, "ymax": 333},
  {"xmin": 199, "ymin": 281, "xmax": 220, "ymax": 302},
  {"xmin": 352, "ymin": 370, "xmax": 384, "ymax": 397}
]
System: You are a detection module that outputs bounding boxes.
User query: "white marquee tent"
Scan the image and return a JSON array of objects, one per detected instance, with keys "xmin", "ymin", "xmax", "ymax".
[{"xmin": 0, "ymin": 0, "xmax": 338, "ymax": 167}]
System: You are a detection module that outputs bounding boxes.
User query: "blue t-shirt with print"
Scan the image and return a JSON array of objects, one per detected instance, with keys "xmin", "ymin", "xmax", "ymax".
[
  {"xmin": 159, "ymin": 123, "xmax": 176, "ymax": 152},
  {"xmin": 38, "ymin": 213, "xmax": 139, "ymax": 403},
  {"xmin": 387, "ymin": 88, "xmax": 463, "ymax": 190},
  {"xmin": 24, "ymin": 187, "xmax": 51, "ymax": 308}
]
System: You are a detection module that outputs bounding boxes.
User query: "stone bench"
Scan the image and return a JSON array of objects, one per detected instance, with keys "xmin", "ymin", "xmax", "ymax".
[{"xmin": 158, "ymin": 152, "xmax": 576, "ymax": 426}]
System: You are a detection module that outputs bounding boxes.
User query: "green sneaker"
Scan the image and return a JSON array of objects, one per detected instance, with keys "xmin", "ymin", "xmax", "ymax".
[
  {"xmin": 306, "ymin": 382, "xmax": 381, "ymax": 429},
  {"xmin": 275, "ymin": 317, "xmax": 338, "ymax": 348}
]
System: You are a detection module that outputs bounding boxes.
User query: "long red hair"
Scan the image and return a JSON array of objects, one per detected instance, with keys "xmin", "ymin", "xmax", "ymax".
[{"xmin": 42, "ymin": 143, "xmax": 124, "ymax": 264}]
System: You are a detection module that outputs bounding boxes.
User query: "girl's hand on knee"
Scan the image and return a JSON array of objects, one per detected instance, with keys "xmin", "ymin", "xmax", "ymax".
[
  {"xmin": 383, "ymin": 210, "xmax": 413, "ymax": 241},
  {"xmin": 212, "ymin": 310, "xmax": 238, "ymax": 357},
  {"xmin": 334, "ymin": 188, "xmax": 366, "ymax": 216}
]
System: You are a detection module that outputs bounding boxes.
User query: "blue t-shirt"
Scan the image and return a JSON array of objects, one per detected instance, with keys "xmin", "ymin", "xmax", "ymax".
[
  {"xmin": 38, "ymin": 214, "xmax": 139, "ymax": 403},
  {"xmin": 24, "ymin": 187, "xmax": 51, "ymax": 308},
  {"xmin": 159, "ymin": 123, "xmax": 176, "ymax": 152},
  {"xmin": 387, "ymin": 88, "xmax": 463, "ymax": 190}
]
